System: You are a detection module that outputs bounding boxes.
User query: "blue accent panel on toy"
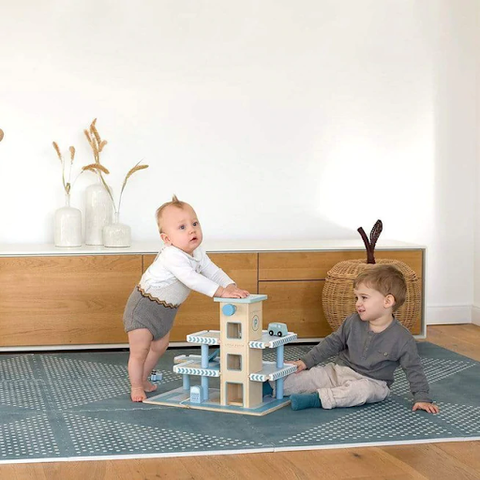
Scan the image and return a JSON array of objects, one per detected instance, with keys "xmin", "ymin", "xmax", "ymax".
[
  {"xmin": 222, "ymin": 304, "xmax": 236, "ymax": 316},
  {"xmin": 213, "ymin": 294, "xmax": 268, "ymax": 304},
  {"xmin": 208, "ymin": 348, "xmax": 220, "ymax": 362}
]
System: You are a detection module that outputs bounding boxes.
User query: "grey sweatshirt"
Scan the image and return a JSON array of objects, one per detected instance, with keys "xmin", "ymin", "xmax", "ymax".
[{"xmin": 301, "ymin": 313, "xmax": 432, "ymax": 404}]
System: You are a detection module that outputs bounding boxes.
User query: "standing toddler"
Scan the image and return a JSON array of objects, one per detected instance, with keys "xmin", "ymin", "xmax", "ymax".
[{"xmin": 123, "ymin": 195, "xmax": 249, "ymax": 401}]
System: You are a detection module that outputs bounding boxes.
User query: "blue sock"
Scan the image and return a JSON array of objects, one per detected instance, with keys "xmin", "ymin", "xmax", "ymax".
[
  {"xmin": 263, "ymin": 381, "xmax": 274, "ymax": 397},
  {"xmin": 290, "ymin": 393, "xmax": 321, "ymax": 410}
]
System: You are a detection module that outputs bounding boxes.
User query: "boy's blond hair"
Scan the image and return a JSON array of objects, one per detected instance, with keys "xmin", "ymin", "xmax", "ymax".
[
  {"xmin": 353, "ymin": 264, "xmax": 407, "ymax": 310},
  {"xmin": 155, "ymin": 195, "xmax": 188, "ymax": 233}
]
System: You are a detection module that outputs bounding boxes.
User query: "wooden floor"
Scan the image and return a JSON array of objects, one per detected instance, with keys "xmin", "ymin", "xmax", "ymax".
[{"xmin": 1, "ymin": 324, "xmax": 480, "ymax": 480}]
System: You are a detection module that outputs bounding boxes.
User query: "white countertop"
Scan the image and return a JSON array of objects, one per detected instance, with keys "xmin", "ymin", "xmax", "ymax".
[{"xmin": 0, "ymin": 239, "xmax": 425, "ymax": 256}]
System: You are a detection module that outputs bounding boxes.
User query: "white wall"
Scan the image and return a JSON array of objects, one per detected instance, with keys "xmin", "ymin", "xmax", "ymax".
[
  {"xmin": 0, "ymin": 0, "xmax": 478, "ymax": 325},
  {"xmin": 428, "ymin": 0, "xmax": 477, "ymax": 324},
  {"xmin": 475, "ymin": 0, "xmax": 480, "ymax": 327}
]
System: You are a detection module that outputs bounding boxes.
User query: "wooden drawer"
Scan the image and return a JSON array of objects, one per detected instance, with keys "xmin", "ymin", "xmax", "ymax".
[
  {"xmin": 0, "ymin": 255, "xmax": 141, "ymax": 347},
  {"xmin": 259, "ymin": 250, "xmax": 424, "ymax": 281},
  {"xmin": 143, "ymin": 253, "xmax": 258, "ymax": 341},
  {"xmin": 259, "ymin": 280, "xmax": 333, "ymax": 339}
]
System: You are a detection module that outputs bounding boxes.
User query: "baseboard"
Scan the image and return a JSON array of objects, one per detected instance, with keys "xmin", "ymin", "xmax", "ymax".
[
  {"xmin": 426, "ymin": 305, "xmax": 472, "ymax": 325},
  {"xmin": 472, "ymin": 306, "xmax": 480, "ymax": 326}
]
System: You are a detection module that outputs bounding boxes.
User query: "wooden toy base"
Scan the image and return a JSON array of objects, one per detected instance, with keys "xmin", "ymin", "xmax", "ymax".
[{"xmin": 144, "ymin": 387, "xmax": 291, "ymax": 416}]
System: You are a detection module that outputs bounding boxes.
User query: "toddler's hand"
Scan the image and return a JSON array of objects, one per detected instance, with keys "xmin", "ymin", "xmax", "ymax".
[
  {"xmin": 286, "ymin": 360, "xmax": 307, "ymax": 373},
  {"xmin": 219, "ymin": 284, "xmax": 250, "ymax": 299},
  {"xmin": 412, "ymin": 402, "xmax": 439, "ymax": 414}
]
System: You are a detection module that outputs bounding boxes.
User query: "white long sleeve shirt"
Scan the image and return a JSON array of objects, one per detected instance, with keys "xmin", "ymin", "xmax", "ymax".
[{"xmin": 138, "ymin": 246, "xmax": 234, "ymax": 308}]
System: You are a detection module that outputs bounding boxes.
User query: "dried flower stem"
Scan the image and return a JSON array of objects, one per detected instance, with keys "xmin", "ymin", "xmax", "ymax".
[
  {"xmin": 117, "ymin": 161, "xmax": 149, "ymax": 213},
  {"xmin": 52, "ymin": 141, "xmax": 75, "ymax": 195}
]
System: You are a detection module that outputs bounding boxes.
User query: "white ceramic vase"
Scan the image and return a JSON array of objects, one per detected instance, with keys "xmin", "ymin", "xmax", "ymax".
[
  {"xmin": 54, "ymin": 193, "xmax": 82, "ymax": 247},
  {"xmin": 85, "ymin": 179, "xmax": 113, "ymax": 245},
  {"xmin": 103, "ymin": 212, "xmax": 131, "ymax": 248}
]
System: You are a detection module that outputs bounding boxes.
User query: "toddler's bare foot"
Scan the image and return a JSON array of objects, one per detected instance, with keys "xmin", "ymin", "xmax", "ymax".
[
  {"xmin": 143, "ymin": 381, "xmax": 158, "ymax": 393},
  {"xmin": 131, "ymin": 387, "xmax": 146, "ymax": 402}
]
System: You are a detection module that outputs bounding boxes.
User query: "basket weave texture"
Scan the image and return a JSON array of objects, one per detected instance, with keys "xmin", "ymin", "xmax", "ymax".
[{"xmin": 322, "ymin": 259, "xmax": 421, "ymax": 332}]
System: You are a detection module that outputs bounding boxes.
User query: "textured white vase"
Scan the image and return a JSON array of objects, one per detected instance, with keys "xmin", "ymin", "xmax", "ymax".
[
  {"xmin": 103, "ymin": 212, "xmax": 131, "ymax": 248},
  {"xmin": 85, "ymin": 180, "xmax": 113, "ymax": 245},
  {"xmin": 54, "ymin": 194, "xmax": 82, "ymax": 247}
]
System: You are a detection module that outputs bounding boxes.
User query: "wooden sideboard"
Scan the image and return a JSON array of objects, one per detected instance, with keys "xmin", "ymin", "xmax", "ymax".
[{"xmin": 0, "ymin": 241, "xmax": 425, "ymax": 350}]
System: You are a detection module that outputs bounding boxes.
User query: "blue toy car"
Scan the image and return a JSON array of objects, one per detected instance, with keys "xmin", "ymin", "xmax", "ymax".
[
  {"xmin": 267, "ymin": 322, "xmax": 288, "ymax": 337},
  {"xmin": 149, "ymin": 370, "xmax": 163, "ymax": 382}
]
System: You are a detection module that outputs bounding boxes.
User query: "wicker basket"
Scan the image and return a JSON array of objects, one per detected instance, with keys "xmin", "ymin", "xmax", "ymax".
[{"xmin": 322, "ymin": 258, "xmax": 421, "ymax": 332}]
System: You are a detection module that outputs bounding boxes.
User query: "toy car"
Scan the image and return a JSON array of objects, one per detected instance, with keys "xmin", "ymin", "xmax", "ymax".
[
  {"xmin": 267, "ymin": 322, "xmax": 288, "ymax": 337},
  {"xmin": 149, "ymin": 370, "xmax": 163, "ymax": 382}
]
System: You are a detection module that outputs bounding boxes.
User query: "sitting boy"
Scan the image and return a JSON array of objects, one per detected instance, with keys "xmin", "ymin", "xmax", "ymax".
[{"xmin": 276, "ymin": 264, "xmax": 439, "ymax": 413}]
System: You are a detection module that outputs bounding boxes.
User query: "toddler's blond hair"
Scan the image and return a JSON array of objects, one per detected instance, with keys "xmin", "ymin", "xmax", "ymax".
[{"xmin": 155, "ymin": 195, "xmax": 189, "ymax": 233}]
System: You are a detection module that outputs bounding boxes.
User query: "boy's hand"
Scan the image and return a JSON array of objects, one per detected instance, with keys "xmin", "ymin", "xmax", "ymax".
[
  {"xmin": 412, "ymin": 402, "xmax": 439, "ymax": 414},
  {"xmin": 286, "ymin": 360, "xmax": 307, "ymax": 373},
  {"xmin": 216, "ymin": 284, "xmax": 250, "ymax": 299}
]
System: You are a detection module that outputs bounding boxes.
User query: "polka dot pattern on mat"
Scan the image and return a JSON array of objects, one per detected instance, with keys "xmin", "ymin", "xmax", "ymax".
[
  {"xmin": 0, "ymin": 356, "xmax": 35, "ymax": 381},
  {"xmin": 279, "ymin": 399, "xmax": 452, "ymax": 445},
  {"xmin": 0, "ymin": 381, "xmax": 46, "ymax": 411},
  {"xmin": 391, "ymin": 357, "xmax": 476, "ymax": 397},
  {"xmin": 0, "ymin": 414, "xmax": 60, "ymax": 459},
  {"xmin": 63, "ymin": 413, "xmax": 263, "ymax": 455}
]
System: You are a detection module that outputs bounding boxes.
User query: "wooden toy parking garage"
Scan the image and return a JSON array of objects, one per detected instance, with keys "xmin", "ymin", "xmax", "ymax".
[{"xmin": 145, "ymin": 294, "xmax": 298, "ymax": 415}]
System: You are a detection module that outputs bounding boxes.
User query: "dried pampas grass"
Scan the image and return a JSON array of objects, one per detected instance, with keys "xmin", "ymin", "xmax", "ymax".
[
  {"xmin": 121, "ymin": 163, "xmax": 149, "ymax": 191},
  {"xmin": 84, "ymin": 118, "xmax": 108, "ymax": 164},
  {"xmin": 82, "ymin": 164, "xmax": 110, "ymax": 175},
  {"xmin": 84, "ymin": 118, "xmax": 149, "ymax": 214},
  {"xmin": 83, "ymin": 118, "xmax": 113, "ymax": 204},
  {"xmin": 118, "ymin": 161, "xmax": 149, "ymax": 213},
  {"xmin": 52, "ymin": 139, "xmax": 105, "ymax": 196},
  {"xmin": 52, "ymin": 142, "xmax": 62, "ymax": 162},
  {"xmin": 52, "ymin": 141, "xmax": 76, "ymax": 195}
]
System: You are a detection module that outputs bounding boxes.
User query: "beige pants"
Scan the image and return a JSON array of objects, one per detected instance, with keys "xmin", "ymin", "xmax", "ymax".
[{"xmin": 282, "ymin": 363, "xmax": 390, "ymax": 410}]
